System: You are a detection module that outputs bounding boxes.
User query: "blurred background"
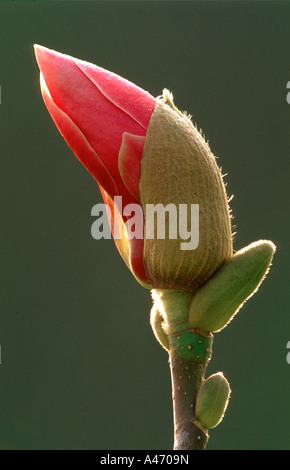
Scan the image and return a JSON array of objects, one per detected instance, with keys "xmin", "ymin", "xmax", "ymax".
[{"xmin": 1, "ymin": 0, "xmax": 289, "ymax": 450}]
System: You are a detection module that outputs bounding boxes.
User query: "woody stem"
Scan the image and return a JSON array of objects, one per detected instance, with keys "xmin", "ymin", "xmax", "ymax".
[
  {"xmin": 168, "ymin": 329, "xmax": 213, "ymax": 450},
  {"xmin": 152, "ymin": 290, "xmax": 213, "ymax": 450},
  {"xmin": 169, "ymin": 335, "xmax": 211, "ymax": 450}
]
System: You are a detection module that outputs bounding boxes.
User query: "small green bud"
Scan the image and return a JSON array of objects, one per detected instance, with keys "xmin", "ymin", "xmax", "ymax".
[
  {"xmin": 152, "ymin": 289, "xmax": 193, "ymax": 335},
  {"xmin": 195, "ymin": 372, "xmax": 231, "ymax": 429},
  {"xmin": 150, "ymin": 303, "xmax": 170, "ymax": 351},
  {"xmin": 189, "ymin": 240, "xmax": 276, "ymax": 333}
]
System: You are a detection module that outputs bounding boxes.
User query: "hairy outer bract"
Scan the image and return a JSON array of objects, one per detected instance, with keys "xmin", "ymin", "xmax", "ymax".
[{"xmin": 139, "ymin": 96, "xmax": 232, "ymax": 291}]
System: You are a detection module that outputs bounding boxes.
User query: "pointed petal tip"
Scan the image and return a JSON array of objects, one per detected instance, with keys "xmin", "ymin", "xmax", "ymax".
[
  {"xmin": 33, "ymin": 43, "xmax": 49, "ymax": 59},
  {"xmin": 33, "ymin": 44, "xmax": 43, "ymax": 67},
  {"xmin": 34, "ymin": 44, "xmax": 53, "ymax": 70},
  {"xmin": 33, "ymin": 44, "xmax": 70, "ymax": 72}
]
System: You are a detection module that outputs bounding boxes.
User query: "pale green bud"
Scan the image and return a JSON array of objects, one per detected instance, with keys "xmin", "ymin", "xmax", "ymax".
[
  {"xmin": 152, "ymin": 289, "xmax": 193, "ymax": 335},
  {"xmin": 150, "ymin": 302, "xmax": 170, "ymax": 351},
  {"xmin": 195, "ymin": 372, "xmax": 231, "ymax": 429},
  {"xmin": 189, "ymin": 240, "xmax": 276, "ymax": 333}
]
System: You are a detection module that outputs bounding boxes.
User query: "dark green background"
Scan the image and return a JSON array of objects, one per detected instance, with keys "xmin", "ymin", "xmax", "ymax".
[{"xmin": 1, "ymin": 0, "xmax": 289, "ymax": 450}]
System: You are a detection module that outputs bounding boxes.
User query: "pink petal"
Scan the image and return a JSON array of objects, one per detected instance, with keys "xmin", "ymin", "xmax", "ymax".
[
  {"xmin": 99, "ymin": 186, "xmax": 130, "ymax": 269},
  {"xmin": 40, "ymin": 73, "xmax": 118, "ymax": 198},
  {"xmin": 75, "ymin": 60, "xmax": 156, "ymax": 130},
  {"xmin": 127, "ymin": 230, "xmax": 149, "ymax": 285},
  {"xmin": 34, "ymin": 45, "xmax": 155, "ymax": 205},
  {"xmin": 118, "ymin": 133, "xmax": 145, "ymax": 201},
  {"xmin": 99, "ymin": 186, "xmax": 150, "ymax": 285}
]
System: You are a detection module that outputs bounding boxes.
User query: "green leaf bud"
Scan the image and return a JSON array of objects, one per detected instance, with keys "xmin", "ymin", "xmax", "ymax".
[
  {"xmin": 195, "ymin": 372, "xmax": 231, "ymax": 429},
  {"xmin": 189, "ymin": 240, "xmax": 276, "ymax": 333}
]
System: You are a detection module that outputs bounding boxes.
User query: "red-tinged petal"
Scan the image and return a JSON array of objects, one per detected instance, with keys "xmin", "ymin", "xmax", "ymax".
[
  {"xmin": 118, "ymin": 133, "xmax": 145, "ymax": 201},
  {"xmin": 34, "ymin": 45, "xmax": 155, "ymax": 206},
  {"xmin": 75, "ymin": 60, "xmax": 156, "ymax": 130},
  {"xmin": 39, "ymin": 73, "xmax": 118, "ymax": 198},
  {"xmin": 99, "ymin": 186, "xmax": 151, "ymax": 288},
  {"xmin": 99, "ymin": 186, "xmax": 130, "ymax": 271},
  {"xmin": 35, "ymin": 45, "xmax": 154, "ymax": 288},
  {"xmin": 128, "ymin": 236, "xmax": 150, "ymax": 287}
]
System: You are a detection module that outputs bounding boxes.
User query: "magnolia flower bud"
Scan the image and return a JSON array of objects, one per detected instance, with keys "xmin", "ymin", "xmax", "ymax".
[
  {"xmin": 139, "ymin": 91, "xmax": 232, "ymax": 291},
  {"xmin": 34, "ymin": 45, "xmax": 232, "ymax": 292},
  {"xmin": 195, "ymin": 372, "xmax": 231, "ymax": 429}
]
